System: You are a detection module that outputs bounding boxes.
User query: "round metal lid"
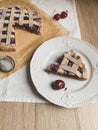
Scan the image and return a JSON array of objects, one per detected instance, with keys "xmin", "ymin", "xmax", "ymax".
[{"xmin": 0, "ymin": 56, "xmax": 15, "ymax": 72}]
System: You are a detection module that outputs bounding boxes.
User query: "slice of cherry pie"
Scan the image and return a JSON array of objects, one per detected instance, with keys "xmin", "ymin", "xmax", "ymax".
[
  {"xmin": 45, "ymin": 50, "xmax": 87, "ymax": 80},
  {"xmin": 0, "ymin": 6, "xmax": 42, "ymax": 51}
]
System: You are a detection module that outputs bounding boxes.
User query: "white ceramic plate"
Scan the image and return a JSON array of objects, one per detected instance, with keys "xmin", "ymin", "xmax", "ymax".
[{"xmin": 30, "ymin": 36, "xmax": 98, "ymax": 108}]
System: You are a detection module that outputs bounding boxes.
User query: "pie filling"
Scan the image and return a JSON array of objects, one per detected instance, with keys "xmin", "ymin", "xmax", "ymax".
[
  {"xmin": 0, "ymin": 6, "xmax": 42, "ymax": 51},
  {"xmin": 45, "ymin": 50, "xmax": 88, "ymax": 80}
]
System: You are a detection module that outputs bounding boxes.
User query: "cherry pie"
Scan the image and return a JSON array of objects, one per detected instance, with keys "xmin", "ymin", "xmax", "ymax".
[
  {"xmin": 0, "ymin": 6, "xmax": 42, "ymax": 51},
  {"xmin": 45, "ymin": 50, "xmax": 87, "ymax": 80}
]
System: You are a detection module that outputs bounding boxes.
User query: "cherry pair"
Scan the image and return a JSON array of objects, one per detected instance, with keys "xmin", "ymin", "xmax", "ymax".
[{"xmin": 53, "ymin": 10, "xmax": 68, "ymax": 21}]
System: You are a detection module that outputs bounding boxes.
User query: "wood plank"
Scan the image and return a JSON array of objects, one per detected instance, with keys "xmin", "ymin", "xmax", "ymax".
[
  {"xmin": 75, "ymin": 0, "xmax": 98, "ymax": 48},
  {"xmin": 0, "ymin": 102, "xmax": 35, "ymax": 130},
  {"xmin": 35, "ymin": 104, "xmax": 78, "ymax": 130},
  {"xmin": 77, "ymin": 102, "xmax": 98, "ymax": 130}
]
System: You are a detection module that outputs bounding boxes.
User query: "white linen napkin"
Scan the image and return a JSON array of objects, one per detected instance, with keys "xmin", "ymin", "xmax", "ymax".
[{"xmin": 0, "ymin": 0, "xmax": 81, "ymax": 103}]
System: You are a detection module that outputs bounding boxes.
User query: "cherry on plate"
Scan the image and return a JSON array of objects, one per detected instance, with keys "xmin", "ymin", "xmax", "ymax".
[{"xmin": 51, "ymin": 80, "xmax": 65, "ymax": 90}]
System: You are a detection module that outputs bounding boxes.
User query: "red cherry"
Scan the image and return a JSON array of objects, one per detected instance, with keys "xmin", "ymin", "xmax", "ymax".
[
  {"xmin": 60, "ymin": 11, "xmax": 68, "ymax": 19},
  {"xmin": 52, "ymin": 80, "xmax": 65, "ymax": 90},
  {"xmin": 53, "ymin": 13, "xmax": 61, "ymax": 21}
]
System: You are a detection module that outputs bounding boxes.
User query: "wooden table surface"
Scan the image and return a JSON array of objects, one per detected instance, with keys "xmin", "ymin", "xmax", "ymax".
[{"xmin": 0, "ymin": 0, "xmax": 98, "ymax": 130}]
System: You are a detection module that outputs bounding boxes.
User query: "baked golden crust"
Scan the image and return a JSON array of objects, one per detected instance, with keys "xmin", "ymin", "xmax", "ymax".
[
  {"xmin": 0, "ymin": 6, "xmax": 42, "ymax": 51},
  {"xmin": 46, "ymin": 50, "xmax": 88, "ymax": 80}
]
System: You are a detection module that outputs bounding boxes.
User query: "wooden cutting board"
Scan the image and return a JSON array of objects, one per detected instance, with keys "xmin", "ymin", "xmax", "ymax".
[{"xmin": 0, "ymin": 0, "xmax": 69, "ymax": 79}]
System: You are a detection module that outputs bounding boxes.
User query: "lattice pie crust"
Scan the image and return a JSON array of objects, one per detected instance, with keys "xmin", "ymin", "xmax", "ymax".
[
  {"xmin": 46, "ymin": 50, "xmax": 88, "ymax": 80},
  {"xmin": 0, "ymin": 6, "xmax": 42, "ymax": 51}
]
